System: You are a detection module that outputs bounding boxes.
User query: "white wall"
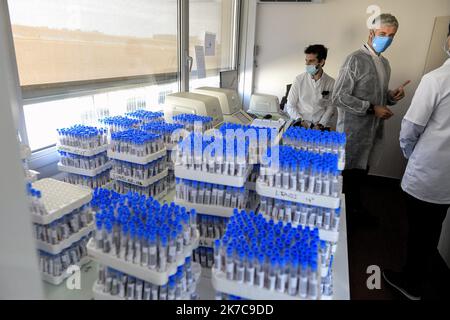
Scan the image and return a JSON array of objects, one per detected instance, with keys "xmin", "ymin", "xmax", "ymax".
[{"xmin": 253, "ymin": 0, "xmax": 450, "ymax": 179}]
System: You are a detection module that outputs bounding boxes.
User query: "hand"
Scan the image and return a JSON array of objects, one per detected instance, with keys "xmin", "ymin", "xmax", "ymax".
[
  {"xmin": 390, "ymin": 80, "xmax": 411, "ymax": 102},
  {"xmin": 314, "ymin": 123, "xmax": 325, "ymax": 131},
  {"xmin": 374, "ymin": 105, "xmax": 394, "ymax": 120}
]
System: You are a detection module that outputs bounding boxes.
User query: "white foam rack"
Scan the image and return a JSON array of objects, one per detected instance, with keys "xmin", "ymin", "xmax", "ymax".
[
  {"xmin": 211, "ymin": 269, "xmax": 332, "ymax": 301},
  {"xmin": 58, "ymin": 162, "xmax": 112, "ymax": 178},
  {"xmin": 35, "ymin": 223, "xmax": 95, "ymax": 255},
  {"xmin": 41, "ymin": 257, "xmax": 91, "ymax": 286},
  {"xmin": 57, "ymin": 144, "xmax": 108, "ymax": 157},
  {"xmin": 87, "ymin": 230, "xmax": 200, "ymax": 286},
  {"xmin": 92, "ymin": 263, "xmax": 202, "ymax": 301},
  {"xmin": 111, "ymin": 169, "xmax": 169, "ymax": 188},
  {"xmin": 31, "ymin": 179, "xmax": 92, "ymax": 225},
  {"xmin": 107, "ymin": 148, "xmax": 167, "ymax": 166},
  {"xmin": 256, "ymin": 182, "xmax": 341, "ymax": 210},
  {"xmin": 174, "ymin": 165, "xmax": 253, "ymax": 188},
  {"xmin": 174, "ymin": 199, "xmax": 259, "ymax": 218}
]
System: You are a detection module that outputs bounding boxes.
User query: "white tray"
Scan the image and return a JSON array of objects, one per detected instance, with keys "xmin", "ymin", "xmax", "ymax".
[
  {"xmin": 174, "ymin": 165, "xmax": 253, "ymax": 188},
  {"xmin": 256, "ymin": 182, "xmax": 341, "ymax": 209},
  {"xmin": 174, "ymin": 199, "xmax": 237, "ymax": 218},
  {"xmin": 57, "ymin": 144, "xmax": 108, "ymax": 157},
  {"xmin": 58, "ymin": 162, "xmax": 112, "ymax": 177},
  {"xmin": 211, "ymin": 269, "xmax": 328, "ymax": 301},
  {"xmin": 111, "ymin": 169, "xmax": 168, "ymax": 188},
  {"xmin": 107, "ymin": 148, "xmax": 167, "ymax": 165},
  {"xmin": 31, "ymin": 179, "xmax": 92, "ymax": 225},
  {"xmin": 25, "ymin": 170, "xmax": 40, "ymax": 183},
  {"xmin": 41, "ymin": 257, "xmax": 91, "ymax": 285},
  {"xmin": 35, "ymin": 224, "xmax": 95, "ymax": 255},
  {"xmin": 87, "ymin": 231, "xmax": 199, "ymax": 286},
  {"xmin": 92, "ymin": 263, "xmax": 202, "ymax": 301}
]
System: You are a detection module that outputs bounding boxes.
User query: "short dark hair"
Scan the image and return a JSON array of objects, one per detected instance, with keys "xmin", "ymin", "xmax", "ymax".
[{"xmin": 304, "ymin": 45, "xmax": 328, "ymax": 62}]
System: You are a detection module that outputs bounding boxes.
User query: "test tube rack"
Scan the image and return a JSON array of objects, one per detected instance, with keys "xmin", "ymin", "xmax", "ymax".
[
  {"xmin": 57, "ymin": 144, "xmax": 109, "ymax": 157},
  {"xmin": 174, "ymin": 165, "xmax": 253, "ymax": 188},
  {"xmin": 30, "ymin": 179, "xmax": 94, "ymax": 284},
  {"xmin": 87, "ymin": 230, "xmax": 200, "ymax": 286},
  {"xmin": 111, "ymin": 168, "xmax": 169, "ymax": 188},
  {"xmin": 30, "ymin": 179, "xmax": 92, "ymax": 225},
  {"xmin": 21, "ymin": 144, "xmax": 40, "ymax": 183},
  {"xmin": 211, "ymin": 269, "xmax": 332, "ymax": 301},
  {"xmin": 107, "ymin": 148, "xmax": 167, "ymax": 166},
  {"xmin": 91, "ymin": 263, "xmax": 202, "ymax": 301},
  {"xmin": 58, "ymin": 162, "xmax": 112, "ymax": 178},
  {"xmin": 41, "ymin": 257, "xmax": 91, "ymax": 286}
]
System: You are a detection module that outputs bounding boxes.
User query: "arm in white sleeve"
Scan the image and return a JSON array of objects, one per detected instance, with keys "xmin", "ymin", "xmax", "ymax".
[
  {"xmin": 332, "ymin": 55, "xmax": 371, "ymax": 116},
  {"xmin": 319, "ymin": 79, "xmax": 336, "ymax": 126},
  {"xmin": 285, "ymin": 78, "xmax": 302, "ymax": 120},
  {"xmin": 399, "ymin": 119, "xmax": 425, "ymax": 159}
]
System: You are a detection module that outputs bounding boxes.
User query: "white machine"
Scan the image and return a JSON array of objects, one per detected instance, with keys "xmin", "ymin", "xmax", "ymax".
[
  {"xmin": 164, "ymin": 92, "xmax": 224, "ymax": 128},
  {"xmin": 193, "ymin": 87, "xmax": 254, "ymax": 125},
  {"xmin": 248, "ymin": 93, "xmax": 284, "ymax": 119}
]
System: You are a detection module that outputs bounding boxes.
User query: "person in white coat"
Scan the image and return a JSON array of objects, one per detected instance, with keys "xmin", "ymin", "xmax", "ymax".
[
  {"xmin": 285, "ymin": 44, "xmax": 336, "ymax": 130},
  {"xmin": 383, "ymin": 25, "xmax": 450, "ymax": 300}
]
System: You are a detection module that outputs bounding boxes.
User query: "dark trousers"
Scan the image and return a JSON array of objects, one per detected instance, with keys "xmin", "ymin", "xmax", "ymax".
[
  {"xmin": 403, "ymin": 191, "xmax": 449, "ymax": 294},
  {"xmin": 343, "ymin": 169, "xmax": 369, "ymax": 214}
]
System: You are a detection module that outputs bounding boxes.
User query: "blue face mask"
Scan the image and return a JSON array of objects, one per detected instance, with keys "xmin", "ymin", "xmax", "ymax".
[
  {"xmin": 306, "ymin": 65, "xmax": 319, "ymax": 76},
  {"xmin": 372, "ymin": 35, "xmax": 393, "ymax": 53}
]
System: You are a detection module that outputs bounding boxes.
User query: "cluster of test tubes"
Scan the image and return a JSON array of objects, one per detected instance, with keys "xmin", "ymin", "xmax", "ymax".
[
  {"xmin": 26, "ymin": 183, "xmax": 47, "ymax": 215},
  {"xmin": 125, "ymin": 110, "xmax": 164, "ymax": 123},
  {"xmin": 173, "ymin": 114, "xmax": 213, "ymax": 132},
  {"xmin": 39, "ymin": 236, "xmax": 91, "ymax": 278},
  {"xmin": 111, "ymin": 156, "xmax": 166, "ymax": 181},
  {"xmin": 141, "ymin": 121, "xmax": 185, "ymax": 146},
  {"xmin": 259, "ymin": 197, "xmax": 341, "ymax": 232},
  {"xmin": 33, "ymin": 206, "xmax": 93, "ymax": 245},
  {"xmin": 57, "ymin": 125, "xmax": 108, "ymax": 150},
  {"xmin": 113, "ymin": 177, "xmax": 169, "ymax": 198},
  {"xmin": 198, "ymin": 214, "xmax": 228, "ymax": 242},
  {"xmin": 213, "ymin": 209, "xmax": 329, "ymax": 300},
  {"xmin": 97, "ymin": 258, "xmax": 199, "ymax": 300},
  {"xmin": 59, "ymin": 151, "xmax": 109, "ymax": 171},
  {"xmin": 64, "ymin": 171, "xmax": 111, "ymax": 189},
  {"xmin": 258, "ymin": 146, "xmax": 342, "ymax": 198},
  {"xmin": 175, "ymin": 179, "xmax": 249, "ymax": 210},
  {"xmin": 110, "ymin": 130, "xmax": 165, "ymax": 157},
  {"xmin": 283, "ymin": 127, "xmax": 346, "ymax": 163},
  {"xmin": 215, "ymin": 292, "xmax": 246, "ymax": 300},
  {"xmin": 219, "ymin": 123, "xmax": 278, "ymax": 155},
  {"xmin": 91, "ymin": 189, "xmax": 198, "ymax": 272},
  {"xmin": 193, "ymin": 247, "xmax": 214, "ymax": 269},
  {"xmin": 101, "ymin": 116, "xmax": 141, "ymax": 134},
  {"xmin": 176, "ymin": 133, "xmax": 251, "ymax": 177},
  {"xmin": 248, "ymin": 165, "xmax": 260, "ymax": 185}
]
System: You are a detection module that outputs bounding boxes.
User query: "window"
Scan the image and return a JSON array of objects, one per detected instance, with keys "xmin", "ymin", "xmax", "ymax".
[
  {"xmin": 6, "ymin": 0, "xmax": 241, "ymax": 158},
  {"xmin": 189, "ymin": 0, "xmax": 239, "ymax": 89},
  {"xmin": 8, "ymin": 0, "xmax": 178, "ymax": 87}
]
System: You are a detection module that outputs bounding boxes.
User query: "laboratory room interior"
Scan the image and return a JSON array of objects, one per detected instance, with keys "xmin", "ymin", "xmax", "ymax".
[{"xmin": 0, "ymin": 0, "xmax": 449, "ymax": 305}]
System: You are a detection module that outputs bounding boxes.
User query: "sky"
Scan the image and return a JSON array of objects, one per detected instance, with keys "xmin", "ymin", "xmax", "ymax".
[{"xmin": 8, "ymin": 0, "xmax": 223, "ymax": 39}]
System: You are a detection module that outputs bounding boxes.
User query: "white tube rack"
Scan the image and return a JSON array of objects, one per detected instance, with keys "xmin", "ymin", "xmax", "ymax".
[
  {"xmin": 26, "ymin": 170, "xmax": 40, "ymax": 183},
  {"xmin": 107, "ymin": 148, "xmax": 167, "ymax": 165},
  {"xmin": 31, "ymin": 179, "xmax": 92, "ymax": 225},
  {"xmin": 111, "ymin": 169, "xmax": 169, "ymax": 188},
  {"xmin": 35, "ymin": 223, "xmax": 95, "ymax": 255},
  {"xmin": 57, "ymin": 144, "xmax": 108, "ymax": 157},
  {"xmin": 211, "ymin": 269, "xmax": 329, "ymax": 301},
  {"xmin": 174, "ymin": 199, "xmax": 238, "ymax": 218},
  {"xmin": 92, "ymin": 263, "xmax": 202, "ymax": 301},
  {"xmin": 41, "ymin": 257, "xmax": 91, "ymax": 285},
  {"xmin": 87, "ymin": 231, "xmax": 200, "ymax": 286},
  {"xmin": 174, "ymin": 165, "xmax": 253, "ymax": 188},
  {"xmin": 256, "ymin": 182, "xmax": 341, "ymax": 209},
  {"xmin": 58, "ymin": 162, "xmax": 112, "ymax": 178}
]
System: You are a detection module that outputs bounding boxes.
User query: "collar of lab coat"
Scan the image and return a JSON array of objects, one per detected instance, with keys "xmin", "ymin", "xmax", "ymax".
[
  {"xmin": 444, "ymin": 59, "xmax": 450, "ymax": 67},
  {"xmin": 361, "ymin": 43, "xmax": 381, "ymax": 58}
]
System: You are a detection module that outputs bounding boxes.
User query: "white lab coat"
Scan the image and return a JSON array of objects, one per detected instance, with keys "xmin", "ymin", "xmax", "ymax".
[
  {"xmin": 285, "ymin": 71, "xmax": 336, "ymax": 126},
  {"xmin": 401, "ymin": 59, "xmax": 450, "ymax": 204}
]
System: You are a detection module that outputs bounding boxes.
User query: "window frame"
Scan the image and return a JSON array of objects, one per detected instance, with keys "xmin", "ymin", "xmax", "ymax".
[{"xmin": 8, "ymin": 0, "xmax": 242, "ymax": 174}]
